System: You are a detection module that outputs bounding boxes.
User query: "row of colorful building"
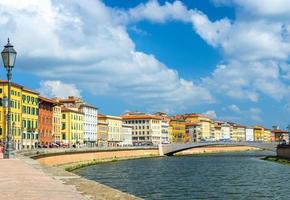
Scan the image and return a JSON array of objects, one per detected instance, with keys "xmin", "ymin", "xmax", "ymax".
[{"xmin": 0, "ymin": 81, "xmax": 288, "ymax": 150}]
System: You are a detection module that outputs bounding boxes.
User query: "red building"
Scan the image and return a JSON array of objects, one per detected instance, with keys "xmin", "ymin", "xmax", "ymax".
[
  {"xmin": 271, "ymin": 129, "xmax": 289, "ymax": 142},
  {"xmin": 38, "ymin": 96, "xmax": 55, "ymax": 146}
]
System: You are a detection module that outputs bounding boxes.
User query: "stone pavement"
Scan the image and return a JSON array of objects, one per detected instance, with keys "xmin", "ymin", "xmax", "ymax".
[{"xmin": 0, "ymin": 153, "xmax": 88, "ymax": 200}]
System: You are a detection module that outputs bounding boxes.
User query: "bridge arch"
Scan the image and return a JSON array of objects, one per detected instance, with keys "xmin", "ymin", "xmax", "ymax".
[{"xmin": 159, "ymin": 142, "xmax": 278, "ymax": 156}]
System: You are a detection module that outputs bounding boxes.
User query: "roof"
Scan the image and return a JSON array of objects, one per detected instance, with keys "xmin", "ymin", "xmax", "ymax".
[
  {"xmin": 122, "ymin": 115, "xmax": 162, "ymax": 120},
  {"xmin": 272, "ymin": 129, "xmax": 289, "ymax": 134},
  {"xmin": 39, "ymin": 96, "xmax": 57, "ymax": 105},
  {"xmin": 0, "ymin": 80, "xmax": 39, "ymax": 95},
  {"xmin": 80, "ymin": 102, "xmax": 98, "ymax": 109},
  {"xmin": 185, "ymin": 122, "xmax": 199, "ymax": 126},
  {"xmin": 61, "ymin": 107, "xmax": 83, "ymax": 114}
]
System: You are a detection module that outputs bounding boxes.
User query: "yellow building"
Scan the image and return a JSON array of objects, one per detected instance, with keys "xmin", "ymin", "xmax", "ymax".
[
  {"xmin": 61, "ymin": 107, "xmax": 84, "ymax": 146},
  {"xmin": 52, "ymin": 105, "xmax": 61, "ymax": 143},
  {"xmin": 185, "ymin": 114, "xmax": 214, "ymax": 141},
  {"xmin": 97, "ymin": 114, "xmax": 108, "ymax": 147},
  {"xmin": 264, "ymin": 129, "xmax": 272, "ymax": 142},
  {"xmin": 232, "ymin": 125, "xmax": 246, "ymax": 142},
  {"xmin": 254, "ymin": 125, "xmax": 271, "ymax": 142},
  {"xmin": 169, "ymin": 119, "xmax": 186, "ymax": 143},
  {"xmin": 0, "ymin": 81, "xmax": 39, "ymax": 150},
  {"xmin": 22, "ymin": 88, "xmax": 39, "ymax": 149}
]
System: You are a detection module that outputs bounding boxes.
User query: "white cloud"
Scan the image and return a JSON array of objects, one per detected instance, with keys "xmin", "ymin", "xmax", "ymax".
[
  {"xmin": 204, "ymin": 61, "xmax": 288, "ymax": 101},
  {"xmin": 227, "ymin": 104, "xmax": 240, "ymax": 113},
  {"xmin": 128, "ymin": 0, "xmax": 192, "ymax": 23},
  {"xmin": 38, "ymin": 80, "xmax": 81, "ymax": 98},
  {"xmin": 204, "ymin": 110, "xmax": 217, "ymax": 119},
  {"xmin": 0, "ymin": 0, "xmax": 213, "ymax": 111}
]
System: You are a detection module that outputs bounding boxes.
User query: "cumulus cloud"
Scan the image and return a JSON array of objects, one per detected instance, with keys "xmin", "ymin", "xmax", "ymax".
[
  {"xmin": 38, "ymin": 80, "xmax": 81, "ymax": 98},
  {"xmin": 204, "ymin": 110, "xmax": 217, "ymax": 119},
  {"xmin": 227, "ymin": 104, "xmax": 241, "ymax": 113},
  {"xmin": 0, "ymin": 0, "xmax": 213, "ymax": 111},
  {"xmin": 128, "ymin": 0, "xmax": 192, "ymax": 23}
]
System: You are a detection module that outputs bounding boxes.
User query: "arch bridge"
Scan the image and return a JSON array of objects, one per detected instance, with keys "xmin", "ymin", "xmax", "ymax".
[{"xmin": 158, "ymin": 142, "xmax": 278, "ymax": 156}]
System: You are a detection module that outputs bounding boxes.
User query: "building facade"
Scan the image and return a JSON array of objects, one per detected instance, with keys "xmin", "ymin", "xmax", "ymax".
[
  {"xmin": 97, "ymin": 114, "xmax": 108, "ymax": 147},
  {"xmin": 245, "ymin": 127, "xmax": 254, "ymax": 142},
  {"xmin": 169, "ymin": 119, "xmax": 187, "ymax": 143},
  {"xmin": 123, "ymin": 114, "xmax": 162, "ymax": 146},
  {"xmin": 221, "ymin": 123, "xmax": 232, "ymax": 141},
  {"xmin": 80, "ymin": 104, "xmax": 98, "ymax": 147},
  {"xmin": 38, "ymin": 96, "xmax": 54, "ymax": 146},
  {"xmin": 52, "ymin": 105, "xmax": 61, "ymax": 143},
  {"xmin": 185, "ymin": 114, "xmax": 214, "ymax": 141},
  {"xmin": 21, "ymin": 88, "xmax": 39, "ymax": 149},
  {"xmin": 61, "ymin": 107, "xmax": 84, "ymax": 146},
  {"xmin": 121, "ymin": 124, "xmax": 133, "ymax": 146},
  {"xmin": 232, "ymin": 125, "xmax": 246, "ymax": 142}
]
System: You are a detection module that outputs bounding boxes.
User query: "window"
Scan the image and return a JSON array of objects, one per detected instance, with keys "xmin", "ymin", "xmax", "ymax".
[
  {"xmin": 22, "ymin": 95, "xmax": 26, "ymax": 102},
  {"xmin": 62, "ymin": 114, "xmax": 66, "ymax": 119},
  {"xmin": 62, "ymin": 133, "xmax": 66, "ymax": 140},
  {"xmin": 31, "ymin": 97, "xmax": 34, "ymax": 104},
  {"xmin": 0, "ymin": 127, "xmax": 2, "ymax": 135},
  {"xmin": 0, "ymin": 88, "xmax": 2, "ymax": 93},
  {"xmin": 27, "ymin": 96, "xmax": 30, "ymax": 102},
  {"xmin": 62, "ymin": 123, "xmax": 66, "ymax": 130},
  {"xmin": 0, "ymin": 98, "xmax": 2, "ymax": 106},
  {"xmin": 22, "ymin": 120, "xmax": 26, "ymax": 128},
  {"xmin": 22, "ymin": 106, "xmax": 26, "ymax": 113},
  {"xmin": 32, "ymin": 107, "xmax": 35, "ymax": 115}
]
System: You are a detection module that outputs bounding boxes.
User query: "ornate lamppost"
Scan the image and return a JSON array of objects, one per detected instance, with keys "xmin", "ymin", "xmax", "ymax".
[{"xmin": 1, "ymin": 38, "xmax": 17, "ymax": 159}]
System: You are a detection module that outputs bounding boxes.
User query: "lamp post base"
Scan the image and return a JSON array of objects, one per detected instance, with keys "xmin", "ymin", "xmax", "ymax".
[{"xmin": 3, "ymin": 142, "xmax": 15, "ymax": 159}]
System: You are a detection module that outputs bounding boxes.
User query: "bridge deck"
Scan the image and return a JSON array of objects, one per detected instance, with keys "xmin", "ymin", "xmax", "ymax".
[{"xmin": 159, "ymin": 142, "xmax": 278, "ymax": 156}]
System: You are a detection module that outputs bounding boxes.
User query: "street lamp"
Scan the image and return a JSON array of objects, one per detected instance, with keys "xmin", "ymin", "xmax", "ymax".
[{"xmin": 1, "ymin": 38, "xmax": 17, "ymax": 159}]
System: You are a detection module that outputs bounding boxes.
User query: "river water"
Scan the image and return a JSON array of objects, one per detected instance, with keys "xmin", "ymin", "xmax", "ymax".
[{"xmin": 75, "ymin": 151, "xmax": 290, "ymax": 200}]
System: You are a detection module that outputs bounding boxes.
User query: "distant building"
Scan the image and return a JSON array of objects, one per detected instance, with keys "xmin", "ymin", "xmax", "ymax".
[
  {"xmin": 52, "ymin": 104, "xmax": 61, "ymax": 143},
  {"xmin": 80, "ymin": 103, "xmax": 98, "ymax": 147},
  {"xmin": 122, "ymin": 114, "xmax": 162, "ymax": 146},
  {"xmin": 232, "ymin": 125, "xmax": 246, "ymax": 142},
  {"xmin": 271, "ymin": 129, "xmax": 289, "ymax": 142},
  {"xmin": 97, "ymin": 114, "xmax": 108, "ymax": 147},
  {"xmin": 253, "ymin": 126, "xmax": 271, "ymax": 142},
  {"xmin": 186, "ymin": 122, "xmax": 200, "ymax": 142},
  {"xmin": 221, "ymin": 123, "xmax": 232, "ymax": 141},
  {"xmin": 245, "ymin": 127, "xmax": 254, "ymax": 142},
  {"xmin": 169, "ymin": 119, "xmax": 188, "ymax": 143},
  {"xmin": 121, "ymin": 124, "xmax": 133, "ymax": 146},
  {"xmin": 61, "ymin": 107, "xmax": 84, "ymax": 146},
  {"xmin": 184, "ymin": 114, "xmax": 214, "ymax": 141},
  {"xmin": 38, "ymin": 96, "xmax": 55, "ymax": 146}
]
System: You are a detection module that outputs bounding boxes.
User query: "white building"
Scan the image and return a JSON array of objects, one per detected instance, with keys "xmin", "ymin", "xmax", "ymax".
[
  {"xmin": 121, "ymin": 124, "xmax": 133, "ymax": 146},
  {"xmin": 80, "ymin": 104, "xmax": 98, "ymax": 146},
  {"xmin": 245, "ymin": 127, "xmax": 254, "ymax": 142},
  {"xmin": 122, "ymin": 114, "xmax": 162, "ymax": 146},
  {"xmin": 161, "ymin": 119, "xmax": 170, "ymax": 144},
  {"xmin": 221, "ymin": 123, "xmax": 232, "ymax": 141}
]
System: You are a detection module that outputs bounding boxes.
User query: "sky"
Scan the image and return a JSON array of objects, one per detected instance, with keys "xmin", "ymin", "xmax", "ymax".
[{"xmin": 0, "ymin": 0, "xmax": 290, "ymax": 128}]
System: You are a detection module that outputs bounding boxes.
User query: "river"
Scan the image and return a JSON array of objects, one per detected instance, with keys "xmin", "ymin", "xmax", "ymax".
[{"xmin": 75, "ymin": 151, "xmax": 290, "ymax": 199}]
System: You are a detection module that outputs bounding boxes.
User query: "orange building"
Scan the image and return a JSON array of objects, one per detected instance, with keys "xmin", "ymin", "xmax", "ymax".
[{"xmin": 38, "ymin": 96, "xmax": 55, "ymax": 146}]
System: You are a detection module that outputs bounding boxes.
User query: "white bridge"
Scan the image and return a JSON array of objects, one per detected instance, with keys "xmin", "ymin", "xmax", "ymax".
[{"xmin": 158, "ymin": 142, "xmax": 279, "ymax": 156}]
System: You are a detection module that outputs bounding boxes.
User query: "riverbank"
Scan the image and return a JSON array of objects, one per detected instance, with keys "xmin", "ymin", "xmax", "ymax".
[
  {"xmin": 262, "ymin": 156, "xmax": 290, "ymax": 166},
  {"xmin": 176, "ymin": 145, "xmax": 260, "ymax": 156},
  {"xmin": 13, "ymin": 146, "xmax": 260, "ymax": 200},
  {"xmin": 61, "ymin": 146, "xmax": 260, "ymax": 172}
]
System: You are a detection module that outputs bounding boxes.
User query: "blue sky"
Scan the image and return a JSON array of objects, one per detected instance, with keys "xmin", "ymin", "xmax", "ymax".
[{"xmin": 0, "ymin": 0, "xmax": 290, "ymax": 128}]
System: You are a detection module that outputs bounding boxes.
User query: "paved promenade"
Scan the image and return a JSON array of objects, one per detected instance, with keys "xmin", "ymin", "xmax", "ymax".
[{"xmin": 0, "ymin": 153, "xmax": 87, "ymax": 200}]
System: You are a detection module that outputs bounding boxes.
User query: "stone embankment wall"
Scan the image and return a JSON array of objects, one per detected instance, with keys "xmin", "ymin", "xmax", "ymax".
[
  {"xmin": 277, "ymin": 147, "xmax": 290, "ymax": 159},
  {"xmin": 32, "ymin": 148, "xmax": 159, "ymax": 166}
]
